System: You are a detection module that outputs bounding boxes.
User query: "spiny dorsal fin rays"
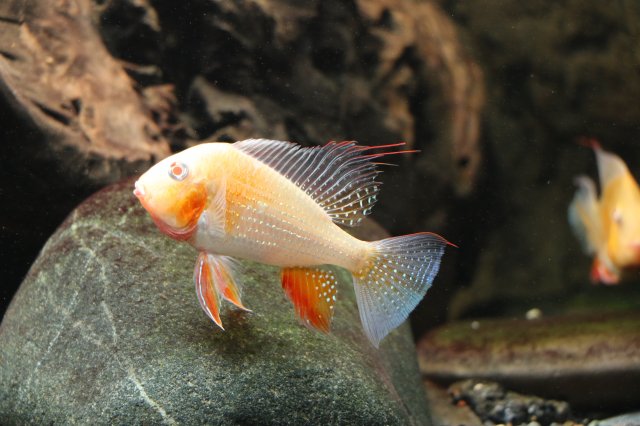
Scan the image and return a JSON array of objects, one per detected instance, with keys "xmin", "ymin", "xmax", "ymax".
[{"xmin": 233, "ymin": 139, "xmax": 412, "ymax": 227}]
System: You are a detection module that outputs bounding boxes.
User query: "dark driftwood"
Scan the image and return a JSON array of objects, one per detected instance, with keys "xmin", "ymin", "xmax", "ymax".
[
  {"xmin": 0, "ymin": 0, "xmax": 172, "ymax": 315},
  {"xmin": 0, "ymin": 0, "xmax": 485, "ymax": 321},
  {"xmin": 357, "ymin": 0, "xmax": 484, "ymax": 195},
  {"xmin": 0, "ymin": 0, "xmax": 170, "ymax": 184}
]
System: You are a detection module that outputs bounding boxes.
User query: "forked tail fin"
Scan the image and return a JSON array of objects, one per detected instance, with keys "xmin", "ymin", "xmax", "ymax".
[{"xmin": 352, "ymin": 232, "xmax": 451, "ymax": 347}]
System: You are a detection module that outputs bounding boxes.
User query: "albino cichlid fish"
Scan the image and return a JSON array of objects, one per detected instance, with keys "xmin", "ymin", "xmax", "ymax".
[
  {"xmin": 134, "ymin": 139, "xmax": 452, "ymax": 346},
  {"xmin": 569, "ymin": 139, "xmax": 640, "ymax": 284}
]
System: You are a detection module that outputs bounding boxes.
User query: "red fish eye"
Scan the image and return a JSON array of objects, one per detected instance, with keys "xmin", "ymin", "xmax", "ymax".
[{"xmin": 169, "ymin": 161, "xmax": 189, "ymax": 181}]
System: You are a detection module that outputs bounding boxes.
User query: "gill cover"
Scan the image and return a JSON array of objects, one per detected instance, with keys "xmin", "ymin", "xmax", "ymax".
[{"xmin": 135, "ymin": 156, "xmax": 208, "ymax": 240}]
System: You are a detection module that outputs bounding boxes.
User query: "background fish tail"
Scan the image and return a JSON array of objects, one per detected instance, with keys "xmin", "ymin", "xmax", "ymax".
[{"xmin": 352, "ymin": 233, "xmax": 449, "ymax": 347}]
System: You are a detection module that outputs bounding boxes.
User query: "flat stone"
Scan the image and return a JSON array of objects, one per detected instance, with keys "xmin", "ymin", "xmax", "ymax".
[
  {"xmin": 417, "ymin": 312, "xmax": 640, "ymax": 410},
  {"xmin": 0, "ymin": 179, "xmax": 429, "ymax": 425}
]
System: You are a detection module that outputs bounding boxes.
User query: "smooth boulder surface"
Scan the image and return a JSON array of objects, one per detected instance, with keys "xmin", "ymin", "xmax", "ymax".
[{"xmin": 0, "ymin": 179, "xmax": 429, "ymax": 425}]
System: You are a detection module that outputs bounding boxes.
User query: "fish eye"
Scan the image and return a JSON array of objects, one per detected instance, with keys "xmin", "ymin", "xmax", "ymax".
[{"xmin": 169, "ymin": 162, "xmax": 189, "ymax": 181}]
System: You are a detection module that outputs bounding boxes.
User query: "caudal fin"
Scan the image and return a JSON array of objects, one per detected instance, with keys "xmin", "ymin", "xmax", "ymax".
[{"xmin": 352, "ymin": 232, "xmax": 451, "ymax": 347}]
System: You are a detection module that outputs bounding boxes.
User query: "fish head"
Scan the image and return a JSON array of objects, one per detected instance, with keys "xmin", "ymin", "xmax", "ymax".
[
  {"xmin": 603, "ymin": 174, "xmax": 640, "ymax": 267},
  {"xmin": 134, "ymin": 146, "xmax": 212, "ymax": 240}
]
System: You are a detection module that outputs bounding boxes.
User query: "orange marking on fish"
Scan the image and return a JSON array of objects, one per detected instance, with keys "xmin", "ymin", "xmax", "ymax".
[
  {"xmin": 177, "ymin": 184, "xmax": 207, "ymax": 228},
  {"xmin": 281, "ymin": 267, "xmax": 337, "ymax": 333}
]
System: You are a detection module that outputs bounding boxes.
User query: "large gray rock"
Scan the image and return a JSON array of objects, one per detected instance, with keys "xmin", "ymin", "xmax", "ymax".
[{"xmin": 0, "ymin": 179, "xmax": 430, "ymax": 425}]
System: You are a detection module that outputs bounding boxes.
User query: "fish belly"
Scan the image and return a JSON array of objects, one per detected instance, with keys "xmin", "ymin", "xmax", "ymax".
[{"xmin": 200, "ymin": 154, "xmax": 368, "ymax": 270}]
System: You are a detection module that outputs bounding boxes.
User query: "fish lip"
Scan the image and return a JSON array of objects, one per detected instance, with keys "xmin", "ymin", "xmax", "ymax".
[
  {"xmin": 133, "ymin": 180, "xmax": 145, "ymax": 199},
  {"xmin": 133, "ymin": 181, "xmax": 154, "ymax": 214}
]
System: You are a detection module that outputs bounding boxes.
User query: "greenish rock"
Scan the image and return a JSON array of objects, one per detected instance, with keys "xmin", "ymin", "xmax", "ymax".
[
  {"xmin": 417, "ymin": 312, "xmax": 640, "ymax": 410},
  {"xmin": 0, "ymin": 179, "xmax": 430, "ymax": 425}
]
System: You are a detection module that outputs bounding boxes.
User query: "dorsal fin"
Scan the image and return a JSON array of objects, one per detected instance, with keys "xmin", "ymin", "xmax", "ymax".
[
  {"xmin": 595, "ymin": 146, "xmax": 630, "ymax": 188},
  {"xmin": 233, "ymin": 139, "xmax": 408, "ymax": 227},
  {"xmin": 581, "ymin": 138, "xmax": 630, "ymax": 188}
]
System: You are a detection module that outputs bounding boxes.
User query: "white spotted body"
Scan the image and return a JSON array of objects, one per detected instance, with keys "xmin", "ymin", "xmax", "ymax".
[
  {"xmin": 189, "ymin": 145, "xmax": 370, "ymax": 271},
  {"xmin": 134, "ymin": 139, "xmax": 451, "ymax": 347}
]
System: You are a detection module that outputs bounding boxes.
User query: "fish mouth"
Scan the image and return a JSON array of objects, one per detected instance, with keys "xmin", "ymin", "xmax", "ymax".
[
  {"xmin": 133, "ymin": 180, "xmax": 198, "ymax": 241},
  {"xmin": 133, "ymin": 180, "xmax": 145, "ymax": 199},
  {"xmin": 133, "ymin": 180, "xmax": 153, "ymax": 213}
]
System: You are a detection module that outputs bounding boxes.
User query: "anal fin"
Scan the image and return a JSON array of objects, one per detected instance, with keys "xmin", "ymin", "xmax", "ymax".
[
  {"xmin": 194, "ymin": 253, "xmax": 249, "ymax": 329},
  {"xmin": 281, "ymin": 267, "xmax": 338, "ymax": 333}
]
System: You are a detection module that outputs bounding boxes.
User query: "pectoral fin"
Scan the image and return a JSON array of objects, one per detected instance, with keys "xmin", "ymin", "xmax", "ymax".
[
  {"xmin": 207, "ymin": 255, "xmax": 250, "ymax": 311},
  {"xmin": 569, "ymin": 176, "xmax": 602, "ymax": 255},
  {"xmin": 281, "ymin": 267, "xmax": 338, "ymax": 333}
]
